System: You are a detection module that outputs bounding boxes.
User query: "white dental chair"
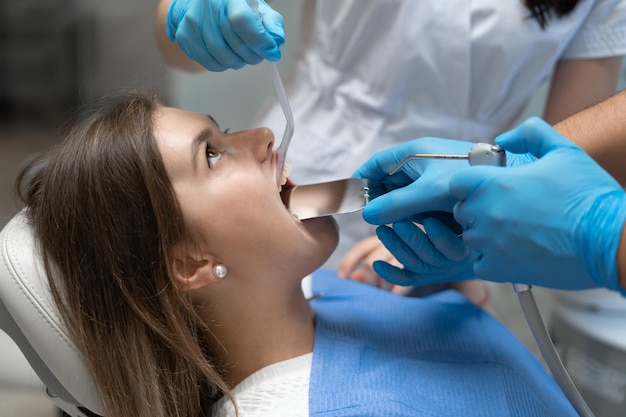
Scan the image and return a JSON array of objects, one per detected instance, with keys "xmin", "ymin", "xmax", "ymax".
[{"xmin": 0, "ymin": 211, "xmax": 105, "ymax": 417}]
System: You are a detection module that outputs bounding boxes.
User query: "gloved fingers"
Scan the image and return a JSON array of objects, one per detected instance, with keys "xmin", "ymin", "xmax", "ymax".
[
  {"xmin": 452, "ymin": 200, "xmax": 469, "ymax": 231},
  {"xmin": 505, "ymin": 150, "xmax": 537, "ymax": 167},
  {"xmin": 472, "ymin": 252, "xmax": 508, "ymax": 284},
  {"xmin": 411, "ymin": 211, "xmax": 463, "ymax": 236},
  {"xmin": 447, "ymin": 204, "xmax": 490, "ymax": 278},
  {"xmin": 355, "ymin": 169, "xmax": 416, "ymax": 209},
  {"xmin": 495, "ymin": 117, "xmax": 580, "ymax": 158},
  {"xmin": 206, "ymin": 27, "xmax": 260, "ymax": 68},
  {"xmin": 256, "ymin": 0, "xmax": 286, "ymax": 46},
  {"xmin": 168, "ymin": 0, "xmax": 240, "ymax": 71},
  {"xmin": 362, "ymin": 191, "xmax": 417, "ymax": 225},
  {"xmin": 201, "ymin": 43, "xmax": 247, "ymax": 70},
  {"xmin": 421, "ymin": 218, "xmax": 469, "ymax": 261},
  {"xmin": 167, "ymin": 0, "xmax": 283, "ymax": 71},
  {"xmin": 166, "ymin": 0, "xmax": 192, "ymax": 40},
  {"xmin": 376, "ymin": 224, "xmax": 432, "ymax": 273},
  {"xmin": 218, "ymin": 21, "xmax": 265, "ymax": 65},
  {"xmin": 452, "ymin": 199, "xmax": 486, "ymax": 251},
  {"xmin": 359, "ymin": 169, "xmax": 416, "ymax": 203},
  {"xmin": 449, "ymin": 165, "xmax": 497, "ymax": 200},
  {"xmin": 363, "ymin": 182, "xmax": 453, "ymax": 225},
  {"xmin": 353, "ymin": 140, "xmax": 424, "ymax": 182},
  {"xmin": 176, "ymin": 28, "xmax": 231, "ymax": 71},
  {"xmin": 172, "ymin": 8, "xmax": 242, "ymax": 71},
  {"xmin": 373, "ymin": 260, "xmax": 444, "ymax": 287},
  {"xmin": 228, "ymin": 0, "xmax": 284, "ymax": 61},
  {"xmin": 392, "ymin": 220, "xmax": 455, "ymax": 268}
]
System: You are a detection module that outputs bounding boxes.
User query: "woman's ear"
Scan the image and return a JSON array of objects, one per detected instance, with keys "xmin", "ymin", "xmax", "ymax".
[
  {"xmin": 172, "ymin": 240, "xmax": 228, "ymax": 291},
  {"xmin": 172, "ymin": 256, "xmax": 215, "ymax": 292}
]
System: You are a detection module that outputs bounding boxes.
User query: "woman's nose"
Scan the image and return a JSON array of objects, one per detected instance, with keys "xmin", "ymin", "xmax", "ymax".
[{"xmin": 234, "ymin": 127, "xmax": 275, "ymax": 161}]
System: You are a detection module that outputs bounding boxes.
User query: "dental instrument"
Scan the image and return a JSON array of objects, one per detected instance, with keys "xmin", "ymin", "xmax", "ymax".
[
  {"xmin": 388, "ymin": 142, "xmax": 506, "ymax": 174},
  {"xmin": 390, "ymin": 143, "xmax": 595, "ymax": 417},
  {"xmin": 246, "ymin": 0, "xmax": 294, "ymax": 184},
  {"xmin": 270, "ymin": 62, "xmax": 294, "ymax": 185},
  {"xmin": 288, "ymin": 178, "xmax": 370, "ymax": 220}
]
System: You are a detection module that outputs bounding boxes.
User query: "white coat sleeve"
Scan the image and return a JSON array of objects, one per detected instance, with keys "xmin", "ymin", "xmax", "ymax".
[{"xmin": 562, "ymin": 0, "xmax": 626, "ymax": 58}]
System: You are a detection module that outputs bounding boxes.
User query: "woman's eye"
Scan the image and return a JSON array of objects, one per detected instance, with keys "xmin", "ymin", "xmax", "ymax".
[{"xmin": 205, "ymin": 145, "xmax": 222, "ymax": 168}]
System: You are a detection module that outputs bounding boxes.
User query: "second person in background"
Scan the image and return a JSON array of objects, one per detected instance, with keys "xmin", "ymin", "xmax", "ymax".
[{"xmin": 157, "ymin": 0, "xmax": 626, "ymax": 285}]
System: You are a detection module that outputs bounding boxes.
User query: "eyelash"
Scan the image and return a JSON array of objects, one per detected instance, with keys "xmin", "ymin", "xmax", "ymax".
[
  {"xmin": 205, "ymin": 129, "xmax": 229, "ymax": 168},
  {"xmin": 205, "ymin": 144, "xmax": 222, "ymax": 168}
]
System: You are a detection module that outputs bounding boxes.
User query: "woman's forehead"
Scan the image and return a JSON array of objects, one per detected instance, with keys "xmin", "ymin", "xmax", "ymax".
[
  {"xmin": 153, "ymin": 107, "xmax": 219, "ymax": 149},
  {"xmin": 156, "ymin": 107, "xmax": 218, "ymax": 128}
]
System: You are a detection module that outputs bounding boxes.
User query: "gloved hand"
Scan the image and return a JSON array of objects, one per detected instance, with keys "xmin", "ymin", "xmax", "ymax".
[
  {"xmin": 372, "ymin": 218, "xmax": 477, "ymax": 286},
  {"xmin": 353, "ymin": 138, "xmax": 474, "ymax": 226},
  {"xmin": 353, "ymin": 137, "xmax": 536, "ymax": 227},
  {"xmin": 167, "ymin": 0, "xmax": 285, "ymax": 71},
  {"xmin": 450, "ymin": 117, "xmax": 626, "ymax": 293}
]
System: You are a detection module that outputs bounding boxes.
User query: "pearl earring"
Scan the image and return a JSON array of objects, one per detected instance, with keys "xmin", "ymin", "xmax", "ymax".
[{"xmin": 213, "ymin": 264, "xmax": 227, "ymax": 279}]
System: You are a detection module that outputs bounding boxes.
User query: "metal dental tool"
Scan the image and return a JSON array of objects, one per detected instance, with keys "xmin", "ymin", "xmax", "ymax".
[
  {"xmin": 288, "ymin": 178, "xmax": 370, "ymax": 220},
  {"xmin": 388, "ymin": 142, "xmax": 506, "ymax": 175}
]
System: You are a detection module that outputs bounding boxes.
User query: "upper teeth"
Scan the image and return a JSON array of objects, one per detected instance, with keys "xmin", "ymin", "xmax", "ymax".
[{"xmin": 279, "ymin": 163, "xmax": 292, "ymax": 190}]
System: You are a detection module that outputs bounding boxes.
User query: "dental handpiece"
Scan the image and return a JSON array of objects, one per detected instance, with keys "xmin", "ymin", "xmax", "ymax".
[
  {"xmin": 388, "ymin": 143, "xmax": 506, "ymax": 175},
  {"xmin": 246, "ymin": 0, "xmax": 294, "ymax": 183}
]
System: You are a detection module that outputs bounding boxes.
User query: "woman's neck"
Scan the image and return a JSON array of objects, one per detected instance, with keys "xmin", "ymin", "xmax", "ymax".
[{"xmin": 202, "ymin": 279, "xmax": 316, "ymax": 387}]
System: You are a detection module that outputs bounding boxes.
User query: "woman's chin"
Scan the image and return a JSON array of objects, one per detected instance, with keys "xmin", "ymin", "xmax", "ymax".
[{"xmin": 301, "ymin": 215, "xmax": 339, "ymax": 260}]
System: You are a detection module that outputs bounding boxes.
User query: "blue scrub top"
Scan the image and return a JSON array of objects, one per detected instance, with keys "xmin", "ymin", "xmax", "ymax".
[{"xmin": 308, "ymin": 270, "xmax": 577, "ymax": 416}]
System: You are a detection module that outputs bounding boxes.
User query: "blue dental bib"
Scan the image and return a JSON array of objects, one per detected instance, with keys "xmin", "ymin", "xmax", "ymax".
[{"xmin": 308, "ymin": 270, "xmax": 576, "ymax": 416}]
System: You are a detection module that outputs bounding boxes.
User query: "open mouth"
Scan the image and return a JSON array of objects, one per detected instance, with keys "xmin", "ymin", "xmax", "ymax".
[
  {"xmin": 278, "ymin": 162, "xmax": 293, "ymax": 210},
  {"xmin": 280, "ymin": 177, "xmax": 295, "ymax": 210}
]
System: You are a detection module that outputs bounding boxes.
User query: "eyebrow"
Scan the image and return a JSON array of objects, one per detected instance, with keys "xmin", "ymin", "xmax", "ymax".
[{"xmin": 191, "ymin": 115, "xmax": 220, "ymax": 171}]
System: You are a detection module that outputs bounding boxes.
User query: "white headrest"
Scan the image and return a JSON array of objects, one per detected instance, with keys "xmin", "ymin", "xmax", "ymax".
[{"xmin": 0, "ymin": 211, "xmax": 104, "ymax": 415}]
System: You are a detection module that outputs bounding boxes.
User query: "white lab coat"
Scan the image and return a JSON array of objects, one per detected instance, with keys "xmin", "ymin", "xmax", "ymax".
[{"xmin": 254, "ymin": 0, "xmax": 626, "ymax": 268}]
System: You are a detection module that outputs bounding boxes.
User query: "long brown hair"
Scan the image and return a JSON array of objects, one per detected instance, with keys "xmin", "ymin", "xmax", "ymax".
[
  {"xmin": 525, "ymin": 0, "xmax": 581, "ymax": 28},
  {"xmin": 16, "ymin": 91, "xmax": 232, "ymax": 417}
]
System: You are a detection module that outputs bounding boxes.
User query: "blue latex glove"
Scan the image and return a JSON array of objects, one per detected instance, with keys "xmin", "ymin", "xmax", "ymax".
[
  {"xmin": 167, "ymin": 0, "xmax": 285, "ymax": 71},
  {"xmin": 450, "ymin": 117, "xmax": 626, "ymax": 293},
  {"xmin": 353, "ymin": 138, "xmax": 475, "ymax": 226},
  {"xmin": 353, "ymin": 138, "xmax": 536, "ymax": 226},
  {"xmin": 373, "ymin": 218, "xmax": 478, "ymax": 287},
  {"xmin": 353, "ymin": 137, "xmax": 535, "ymax": 288}
]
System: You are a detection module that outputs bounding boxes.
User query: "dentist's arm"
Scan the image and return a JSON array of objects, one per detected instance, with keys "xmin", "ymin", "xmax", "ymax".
[
  {"xmin": 554, "ymin": 88, "xmax": 626, "ymax": 186},
  {"xmin": 543, "ymin": 57, "xmax": 622, "ymax": 126},
  {"xmin": 155, "ymin": 0, "xmax": 285, "ymax": 72}
]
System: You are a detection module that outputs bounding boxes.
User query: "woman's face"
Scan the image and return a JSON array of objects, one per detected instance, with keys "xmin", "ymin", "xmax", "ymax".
[{"xmin": 153, "ymin": 107, "xmax": 338, "ymax": 281}]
